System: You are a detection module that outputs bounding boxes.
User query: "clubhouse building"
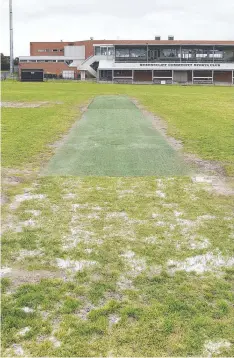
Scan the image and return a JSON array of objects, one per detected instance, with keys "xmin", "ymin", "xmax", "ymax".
[{"xmin": 19, "ymin": 37, "xmax": 234, "ymax": 85}]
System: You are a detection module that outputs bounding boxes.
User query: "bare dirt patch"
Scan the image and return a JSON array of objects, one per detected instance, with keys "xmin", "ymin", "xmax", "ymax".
[
  {"xmin": 18, "ymin": 327, "xmax": 31, "ymax": 336},
  {"xmin": 1, "ymin": 192, "xmax": 8, "ymax": 205},
  {"xmin": 10, "ymin": 193, "xmax": 47, "ymax": 210},
  {"xmin": 1, "ymin": 101, "xmax": 49, "ymax": 108},
  {"xmin": 192, "ymin": 175, "xmax": 234, "ymax": 196},
  {"xmin": 22, "ymin": 307, "xmax": 34, "ymax": 313},
  {"xmin": 16, "ymin": 249, "xmax": 43, "ymax": 261},
  {"xmin": 167, "ymin": 251, "xmax": 234, "ymax": 275},
  {"xmin": 185, "ymin": 154, "xmax": 226, "ymax": 176},
  {"xmin": 79, "ymin": 99, "xmax": 94, "ymax": 113},
  {"xmin": 121, "ymin": 250, "xmax": 146, "ymax": 278},
  {"xmin": 203, "ymin": 339, "xmax": 232, "ymax": 356},
  {"xmin": 56, "ymin": 258, "xmax": 96, "ymax": 273},
  {"xmin": 1, "ymin": 175, "xmax": 23, "ymax": 186},
  {"xmin": 117, "ymin": 275, "xmax": 135, "ymax": 290},
  {"xmin": 109, "ymin": 314, "xmax": 121, "ymax": 326},
  {"xmin": 3, "ymin": 268, "xmax": 66, "ymax": 288},
  {"xmin": 12, "ymin": 344, "xmax": 25, "ymax": 356},
  {"xmin": 48, "ymin": 335, "xmax": 61, "ymax": 348},
  {"xmin": 76, "ymin": 302, "xmax": 96, "ymax": 320}
]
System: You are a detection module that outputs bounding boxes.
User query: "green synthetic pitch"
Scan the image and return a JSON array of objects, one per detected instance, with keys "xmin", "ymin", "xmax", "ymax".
[{"xmin": 43, "ymin": 96, "xmax": 190, "ymax": 176}]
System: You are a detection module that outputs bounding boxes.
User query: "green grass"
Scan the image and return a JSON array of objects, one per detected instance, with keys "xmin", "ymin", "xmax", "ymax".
[
  {"xmin": 1, "ymin": 106, "xmax": 79, "ymax": 168},
  {"xmin": 2, "ymin": 81, "xmax": 234, "ymax": 173},
  {"xmin": 43, "ymin": 95, "xmax": 189, "ymax": 176},
  {"xmin": 1, "ymin": 81, "xmax": 234, "ymax": 356}
]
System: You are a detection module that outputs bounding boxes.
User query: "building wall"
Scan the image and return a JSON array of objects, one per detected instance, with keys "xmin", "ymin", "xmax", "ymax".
[
  {"xmin": 64, "ymin": 46, "xmax": 85, "ymax": 58},
  {"xmin": 30, "ymin": 40, "xmax": 113, "ymax": 58},
  {"xmin": 154, "ymin": 70, "xmax": 172, "ymax": 77},
  {"xmin": 30, "ymin": 42, "xmax": 70, "ymax": 56},
  {"xmin": 193, "ymin": 70, "xmax": 213, "ymax": 77},
  {"xmin": 19, "ymin": 62, "xmax": 78, "ymax": 77},
  {"xmin": 28, "ymin": 40, "xmax": 234, "ymax": 83},
  {"xmin": 30, "ymin": 40, "xmax": 234, "ymax": 59},
  {"xmin": 173, "ymin": 71, "xmax": 188, "ymax": 83},
  {"xmin": 213, "ymin": 71, "xmax": 232, "ymax": 83},
  {"xmin": 113, "ymin": 70, "xmax": 132, "ymax": 77},
  {"xmin": 187, "ymin": 71, "xmax": 192, "ymax": 82},
  {"xmin": 134, "ymin": 70, "xmax": 152, "ymax": 81}
]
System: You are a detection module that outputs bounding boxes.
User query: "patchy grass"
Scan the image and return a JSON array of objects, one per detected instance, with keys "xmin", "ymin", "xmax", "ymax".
[
  {"xmin": 2, "ymin": 82, "xmax": 234, "ymax": 172},
  {"xmin": 1, "ymin": 81, "xmax": 234, "ymax": 356},
  {"xmin": 2, "ymin": 177, "xmax": 234, "ymax": 356}
]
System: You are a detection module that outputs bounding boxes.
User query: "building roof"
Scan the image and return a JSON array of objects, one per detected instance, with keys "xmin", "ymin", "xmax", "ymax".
[
  {"xmin": 30, "ymin": 40, "xmax": 234, "ymax": 46},
  {"xmin": 88, "ymin": 40, "xmax": 234, "ymax": 46}
]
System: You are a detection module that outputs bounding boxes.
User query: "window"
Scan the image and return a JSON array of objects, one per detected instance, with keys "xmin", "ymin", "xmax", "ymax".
[
  {"xmin": 107, "ymin": 47, "xmax": 114, "ymax": 56},
  {"xmin": 129, "ymin": 48, "xmax": 146, "ymax": 58},
  {"xmin": 181, "ymin": 49, "xmax": 192, "ymax": 59},
  {"xmin": 58, "ymin": 60, "xmax": 64, "ymax": 62},
  {"xmin": 114, "ymin": 70, "xmax": 132, "ymax": 77},
  {"xmin": 115, "ymin": 48, "xmax": 130, "ymax": 57},
  {"xmin": 19, "ymin": 60, "xmax": 27, "ymax": 62},
  {"xmin": 95, "ymin": 46, "xmax": 101, "ymax": 55},
  {"xmin": 209, "ymin": 50, "xmax": 223, "ymax": 58},
  {"xmin": 161, "ymin": 49, "xmax": 178, "ymax": 58},
  {"xmin": 38, "ymin": 49, "xmax": 45, "ymax": 52},
  {"xmin": 52, "ymin": 49, "xmax": 58, "ymax": 52},
  {"xmin": 213, "ymin": 53, "xmax": 223, "ymax": 58},
  {"xmin": 101, "ymin": 47, "xmax": 107, "ymax": 55},
  {"xmin": 45, "ymin": 49, "xmax": 50, "ymax": 52},
  {"xmin": 60, "ymin": 49, "xmax": 64, "ymax": 52},
  {"xmin": 195, "ymin": 49, "xmax": 209, "ymax": 58}
]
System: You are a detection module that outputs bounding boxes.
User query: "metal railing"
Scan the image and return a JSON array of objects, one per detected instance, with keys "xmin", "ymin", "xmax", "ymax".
[{"xmin": 115, "ymin": 58, "xmax": 234, "ymax": 64}]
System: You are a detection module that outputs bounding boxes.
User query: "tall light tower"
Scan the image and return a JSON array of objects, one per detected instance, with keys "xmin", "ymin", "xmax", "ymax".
[{"xmin": 9, "ymin": 0, "xmax": 14, "ymax": 76}]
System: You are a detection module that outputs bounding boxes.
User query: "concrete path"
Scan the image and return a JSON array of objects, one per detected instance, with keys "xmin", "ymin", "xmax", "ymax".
[{"xmin": 43, "ymin": 96, "xmax": 190, "ymax": 176}]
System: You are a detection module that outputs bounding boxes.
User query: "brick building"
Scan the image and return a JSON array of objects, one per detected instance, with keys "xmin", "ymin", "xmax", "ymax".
[{"xmin": 19, "ymin": 38, "xmax": 234, "ymax": 84}]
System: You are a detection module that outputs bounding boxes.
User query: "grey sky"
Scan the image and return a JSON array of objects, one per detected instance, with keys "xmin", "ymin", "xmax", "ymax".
[{"xmin": 1, "ymin": 0, "xmax": 233, "ymax": 56}]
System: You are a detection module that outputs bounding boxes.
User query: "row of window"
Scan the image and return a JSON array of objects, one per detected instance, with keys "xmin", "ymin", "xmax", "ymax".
[
  {"xmin": 115, "ymin": 48, "xmax": 226, "ymax": 59},
  {"xmin": 116, "ymin": 48, "xmax": 146, "ymax": 58},
  {"xmin": 37, "ymin": 44, "xmax": 74, "ymax": 53},
  {"xmin": 20, "ymin": 60, "xmax": 73, "ymax": 64},
  {"xmin": 38, "ymin": 49, "xmax": 64, "ymax": 53}
]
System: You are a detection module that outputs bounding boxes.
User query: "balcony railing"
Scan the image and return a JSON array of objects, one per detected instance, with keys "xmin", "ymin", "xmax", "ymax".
[{"xmin": 115, "ymin": 57, "xmax": 234, "ymax": 63}]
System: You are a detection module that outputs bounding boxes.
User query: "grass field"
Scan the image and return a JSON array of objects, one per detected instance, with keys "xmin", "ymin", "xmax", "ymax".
[
  {"xmin": 2, "ymin": 81, "xmax": 234, "ymax": 173},
  {"xmin": 1, "ymin": 81, "xmax": 234, "ymax": 357}
]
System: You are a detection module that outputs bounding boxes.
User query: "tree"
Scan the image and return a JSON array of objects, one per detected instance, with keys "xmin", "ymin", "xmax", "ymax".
[
  {"xmin": 14, "ymin": 57, "xmax": 19, "ymax": 65},
  {"xmin": 1, "ymin": 54, "xmax": 19, "ymax": 71},
  {"xmin": 1, "ymin": 53, "xmax": 10, "ymax": 71}
]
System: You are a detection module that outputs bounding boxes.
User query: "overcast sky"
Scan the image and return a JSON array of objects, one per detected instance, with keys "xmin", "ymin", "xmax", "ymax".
[{"xmin": 1, "ymin": 0, "xmax": 234, "ymax": 56}]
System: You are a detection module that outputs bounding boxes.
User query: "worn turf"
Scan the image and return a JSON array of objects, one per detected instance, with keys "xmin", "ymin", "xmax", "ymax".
[
  {"xmin": 43, "ymin": 96, "xmax": 189, "ymax": 176},
  {"xmin": 2, "ymin": 176, "xmax": 234, "ymax": 357},
  {"xmin": 2, "ymin": 83, "xmax": 234, "ymax": 357}
]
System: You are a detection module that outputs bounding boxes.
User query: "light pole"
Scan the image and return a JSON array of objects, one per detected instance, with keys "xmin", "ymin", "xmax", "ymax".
[{"xmin": 9, "ymin": 0, "xmax": 14, "ymax": 77}]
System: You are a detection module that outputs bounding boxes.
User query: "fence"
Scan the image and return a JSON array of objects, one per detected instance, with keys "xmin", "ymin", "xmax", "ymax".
[{"xmin": 1, "ymin": 72, "xmax": 19, "ymax": 81}]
